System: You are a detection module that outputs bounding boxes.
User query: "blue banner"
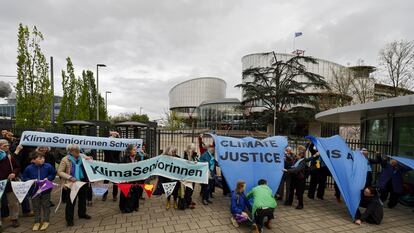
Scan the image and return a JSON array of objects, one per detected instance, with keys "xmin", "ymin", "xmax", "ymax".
[
  {"xmin": 213, "ymin": 135, "xmax": 287, "ymax": 194},
  {"xmin": 307, "ymin": 135, "xmax": 367, "ymax": 220},
  {"xmin": 20, "ymin": 131, "xmax": 142, "ymax": 151},
  {"xmin": 82, "ymin": 155, "xmax": 209, "ymax": 184},
  {"xmin": 390, "ymin": 156, "xmax": 414, "ymax": 170}
]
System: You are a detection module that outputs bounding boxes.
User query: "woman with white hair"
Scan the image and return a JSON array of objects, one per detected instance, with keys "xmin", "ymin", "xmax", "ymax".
[
  {"xmin": 0, "ymin": 139, "xmax": 21, "ymax": 229},
  {"xmin": 183, "ymin": 144, "xmax": 198, "ymax": 209},
  {"xmin": 57, "ymin": 144, "xmax": 92, "ymax": 227}
]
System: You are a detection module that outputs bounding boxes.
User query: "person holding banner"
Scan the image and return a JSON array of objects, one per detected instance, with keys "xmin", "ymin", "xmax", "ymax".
[
  {"xmin": 102, "ymin": 131, "xmax": 121, "ymax": 202},
  {"xmin": 119, "ymin": 144, "xmax": 141, "ymax": 213},
  {"xmin": 57, "ymin": 144, "xmax": 92, "ymax": 227},
  {"xmin": 0, "ymin": 139, "xmax": 21, "ymax": 229},
  {"xmin": 183, "ymin": 144, "xmax": 198, "ymax": 209},
  {"xmin": 22, "ymin": 152, "xmax": 56, "ymax": 231},
  {"xmin": 246, "ymin": 179, "xmax": 276, "ymax": 233},
  {"xmin": 378, "ymin": 158, "xmax": 410, "ymax": 208},
  {"xmin": 361, "ymin": 149, "xmax": 381, "ymax": 188},
  {"xmin": 354, "ymin": 186, "xmax": 383, "ymax": 225},
  {"xmin": 165, "ymin": 147, "xmax": 180, "ymax": 209},
  {"xmin": 199, "ymin": 144, "xmax": 215, "ymax": 205},
  {"xmin": 277, "ymin": 147, "xmax": 294, "ymax": 203},
  {"xmin": 230, "ymin": 180, "xmax": 251, "ymax": 227},
  {"xmin": 284, "ymin": 145, "xmax": 308, "ymax": 209}
]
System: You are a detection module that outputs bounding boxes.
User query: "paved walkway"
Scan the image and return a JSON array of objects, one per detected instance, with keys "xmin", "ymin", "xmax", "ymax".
[{"xmin": 2, "ymin": 183, "xmax": 413, "ymax": 233}]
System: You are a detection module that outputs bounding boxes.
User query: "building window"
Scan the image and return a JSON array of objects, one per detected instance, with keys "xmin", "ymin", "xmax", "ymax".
[
  {"xmin": 393, "ymin": 116, "xmax": 414, "ymax": 157},
  {"xmin": 366, "ymin": 118, "xmax": 388, "ymax": 142}
]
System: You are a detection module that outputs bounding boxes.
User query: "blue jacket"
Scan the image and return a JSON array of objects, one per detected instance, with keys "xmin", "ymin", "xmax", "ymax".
[
  {"xmin": 199, "ymin": 151, "xmax": 216, "ymax": 175},
  {"xmin": 378, "ymin": 162, "xmax": 410, "ymax": 193},
  {"xmin": 22, "ymin": 163, "xmax": 56, "ymax": 181},
  {"xmin": 230, "ymin": 191, "xmax": 251, "ymax": 215}
]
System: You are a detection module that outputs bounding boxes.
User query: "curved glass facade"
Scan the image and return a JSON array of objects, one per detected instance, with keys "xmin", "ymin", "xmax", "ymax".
[
  {"xmin": 198, "ymin": 100, "xmax": 243, "ymax": 129},
  {"xmin": 169, "ymin": 77, "xmax": 226, "ymax": 109}
]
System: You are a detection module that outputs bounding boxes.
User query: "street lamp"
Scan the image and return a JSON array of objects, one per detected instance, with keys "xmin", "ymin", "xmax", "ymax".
[
  {"xmin": 96, "ymin": 64, "xmax": 106, "ymax": 121},
  {"xmin": 105, "ymin": 91, "xmax": 111, "ymax": 119}
]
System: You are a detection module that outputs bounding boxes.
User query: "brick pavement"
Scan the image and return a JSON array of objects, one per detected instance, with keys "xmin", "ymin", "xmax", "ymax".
[{"xmin": 1, "ymin": 183, "xmax": 413, "ymax": 233}]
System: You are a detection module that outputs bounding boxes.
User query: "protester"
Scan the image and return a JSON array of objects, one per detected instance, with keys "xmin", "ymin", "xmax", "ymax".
[
  {"xmin": 119, "ymin": 144, "xmax": 142, "ymax": 213},
  {"xmin": 165, "ymin": 147, "xmax": 180, "ymax": 209},
  {"xmin": 0, "ymin": 139, "xmax": 21, "ymax": 230},
  {"xmin": 361, "ymin": 149, "xmax": 381, "ymax": 188},
  {"xmin": 378, "ymin": 158, "xmax": 410, "ymax": 208},
  {"xmin": 354, "ymin": 186, "xmax": 384, "ymax": 225},
  {"xmin": 284, "ymin": 145, "xmax": 307, "ymax": 209},
  {"xmin": 22, "ymin": 152, "xmax": 56, "ymax": 231},
  {"xmin": 246, "ymin": 179, "xmax": 276, "ymax": 233},
  {"xmin": 277, "ymin": 147, "xmax": 294, "ymax": 202},
  {"xmin": 102, "ymin": 131, "xmax": 121, "ymax": 202},
  {"xmin": 230, "ymin": 180, "xmax": 251, "ymax": 228},
  {"xmin": 57, "ymin": 144, "xmax": 92, "ymax": 227},
  {"xmin": 183, "ymin": 144, "xmax": 197, "ymax": 209},
  {"xmin": 135, "ymin": 144, "xmax": 148, "ymax": 200},
  {"xmin": 199, "ymin": 144, "xmax": 215, "ymax": 205},
  {"xmin": 307, "ymin": 143, "xmax": 329, "ymax": 200}
]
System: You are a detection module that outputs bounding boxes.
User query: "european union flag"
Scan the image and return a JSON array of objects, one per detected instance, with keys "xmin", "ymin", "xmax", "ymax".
[{"xmin": 295, "ymin": 32, "xmax": 303, "ymax": 37}]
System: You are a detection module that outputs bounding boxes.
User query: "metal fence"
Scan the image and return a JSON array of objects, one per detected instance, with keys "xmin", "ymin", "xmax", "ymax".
[{"xmin": 2, "ymin": 125, "xmax": 391, "ymax": 188}]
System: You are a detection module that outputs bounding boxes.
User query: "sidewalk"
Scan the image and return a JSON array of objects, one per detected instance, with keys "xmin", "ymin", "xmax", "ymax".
[{"xmin": 2, "ymin": 184, "xmax": 413, "ymax": 233}]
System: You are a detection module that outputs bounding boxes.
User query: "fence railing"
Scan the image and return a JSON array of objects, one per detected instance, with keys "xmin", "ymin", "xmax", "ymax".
[{"xmin": 3, "ymin": 126, "xmax": 392, "ymax": 188}]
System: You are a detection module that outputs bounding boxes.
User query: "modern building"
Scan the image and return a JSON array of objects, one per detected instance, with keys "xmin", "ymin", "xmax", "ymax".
[
  {"xmin": 0, "ymin": 94, "xmax": 62, "ymax": 120},
  {"xmin": 169, "ymin": 77, "xmax": 227, "ymax": 119},
  {"xmin": 198, "ymin": 98, "xmax": 243, "ymax": 129},
  {"xmin": 168, "ymin": 77, "xmax": 244, "ymax": 129},
  {"xmin": 315, "ymin": 95, "xmax": 414, "ymax": 157},
  {"xmin": 241, "ymin": 52, "xmax": 354, "ymax": 135}
]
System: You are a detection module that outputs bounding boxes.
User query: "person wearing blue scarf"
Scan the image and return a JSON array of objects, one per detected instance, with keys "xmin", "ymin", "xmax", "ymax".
[
  {"xmin": 284, "ymin": 145, "xmax": 308, "ymax": 209},
  {"xmin": 57, "ymin": 144, "xmax": 91, "ymax": 227},
  {"xmin": 199, "ymin": 145, "xmax": 216, "ymax": 205}
]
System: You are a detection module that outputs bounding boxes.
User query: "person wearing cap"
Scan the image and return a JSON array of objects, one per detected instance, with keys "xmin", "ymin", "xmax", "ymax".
[{"xmin": 360, "ymin": 148, "xmax": 381, "ymax": 188}]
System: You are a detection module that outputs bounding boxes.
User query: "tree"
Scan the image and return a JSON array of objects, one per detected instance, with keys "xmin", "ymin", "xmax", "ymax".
[
  {"xmin": 15, "ymin": 24, "xmax": 53, "ymax": 127},
  {"xmin": 109, "ymin": 113, "xmax": 149, "ymax": 123},
  {"xmin": 379, "ymin": 40, "xmax": 414, "ymax": 96},
  {"xmin": 329, "ymin": 67, "xmax": 354, "ymax": 106},
  {"xmin": 163, "ymin": 110, "xmax": 185, "ymax": 131},
  {"xmin": 57, "ymin": 57, "xmax": 78, "ymax": 124},
  {"xmin": 236, "ymin": 52, "xmax": 330, "ymax": 135}
]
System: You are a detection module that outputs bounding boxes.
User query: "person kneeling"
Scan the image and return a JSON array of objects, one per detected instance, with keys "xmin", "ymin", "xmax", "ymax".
[
  {"xmin": 230, "ymin": 181, "xmax": 251, "ymax": 227},
  {"xmin": 354, "ymin": 187, "xmax": 383, "ymax": 225},
  {"xmin": 246, "ymin": 179, "xmax": 276, "ymax": 233}
]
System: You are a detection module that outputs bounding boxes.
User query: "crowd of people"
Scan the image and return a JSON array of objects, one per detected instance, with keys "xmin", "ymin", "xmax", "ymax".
[{"xmin": 0, "ymin": 129, "xmax": 412, "ymax": 233}]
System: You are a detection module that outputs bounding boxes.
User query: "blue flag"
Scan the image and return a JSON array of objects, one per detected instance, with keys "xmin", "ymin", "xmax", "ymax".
[
  {"xmin": 307, "ymin": 135, "xmax": 367, "ymax": 220},
  {"xmin": 390, "ymin": 156, "xmax": 414, "ymax": 170},
  {"xmin": 295, "ymin": 32, "xmax": 303, "ymax": 37},
  {"xmin": 213, "ymin": 135, "xmax": 287, "ymax": 193}
]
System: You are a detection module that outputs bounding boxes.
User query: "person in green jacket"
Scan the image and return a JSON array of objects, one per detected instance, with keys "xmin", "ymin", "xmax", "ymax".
[{"xmin": 246, "ymin": 179, "xmax": 277, "ymax": 233}]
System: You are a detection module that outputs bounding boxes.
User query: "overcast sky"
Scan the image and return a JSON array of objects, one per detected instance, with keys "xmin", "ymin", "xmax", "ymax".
[{"xmin": 0, "ymin": 0, "xmax": 413, "ymax": 120}]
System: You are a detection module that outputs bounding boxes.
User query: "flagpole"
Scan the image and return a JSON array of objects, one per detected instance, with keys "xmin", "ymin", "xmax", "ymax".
[{"xmin": 293, "ymin": 36, "xmax": 296, "ymax": 51}]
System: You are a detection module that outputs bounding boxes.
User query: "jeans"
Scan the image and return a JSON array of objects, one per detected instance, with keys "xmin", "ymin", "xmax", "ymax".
[{"xmin": 32, "ymin": 192, "xmax": 51, "ymax": 223}]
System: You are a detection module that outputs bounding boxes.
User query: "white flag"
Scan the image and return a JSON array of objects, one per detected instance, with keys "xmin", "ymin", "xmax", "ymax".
[
  {"xmin": 92, "ymin": 183, "xmax": 109, "ymax": 196},
  {"xmin": 11, "ymin": 180, "xmax": 35, "ymax": 203},
  {"xmin": 182, "ymin": 181, "xmax": 193, "ymax": 190},
  {"xmin": 0, "ymin": 179, "xmax": 8, "ymax": 199},
  {"xmin": 65, "ymin": 181, "xmax": 86, "ymax": 204},
  {"xmin": 162, "ymin": 182, "xmax": 177, "ymax": 198}
]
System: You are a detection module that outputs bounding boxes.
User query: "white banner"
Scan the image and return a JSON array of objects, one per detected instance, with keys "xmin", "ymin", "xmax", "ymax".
[
  {"xmin": 0, "ymin": 180, "xmax": 8, "ymax": 199},
  {"xmin": 162, "ymin": 182, "xmax": 177, "ymax": 198},
  {"xmin": 11, "ymin": 180, "xmax": 35, "ymax": 203},
  {"xmin": 20, "ymin": 131, "xmax": 143, "ymax": 151},
  {"xmin": 65, "ymin": 181, "xmax": 87, "ymax": 204}
]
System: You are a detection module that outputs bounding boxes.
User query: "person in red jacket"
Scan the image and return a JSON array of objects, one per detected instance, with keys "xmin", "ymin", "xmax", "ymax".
[{"xmin": 0, "ymin": 139, "xmax": 21, "ymax": 230}]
